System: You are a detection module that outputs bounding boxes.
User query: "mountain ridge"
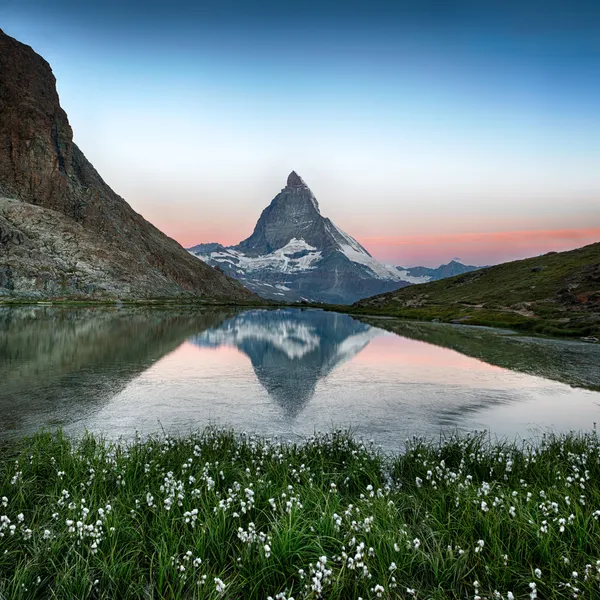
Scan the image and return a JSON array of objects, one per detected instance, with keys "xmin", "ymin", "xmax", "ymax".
[
  {"xmin": 0, "ymin": 28, "xmax": 256, "ymax": 302},
  {"xmin": 399, "ymin": 260, "xmax": 484, "ymax": 282}
]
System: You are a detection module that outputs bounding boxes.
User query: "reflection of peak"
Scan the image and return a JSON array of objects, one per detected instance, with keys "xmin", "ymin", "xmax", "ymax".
[
  {"xmin": 191, "ymin": 312, "xmax": 320, "ymax": 359},
  {"xmin": 190, "ymin": 309, "xmax": 382, "ymax": 416}
]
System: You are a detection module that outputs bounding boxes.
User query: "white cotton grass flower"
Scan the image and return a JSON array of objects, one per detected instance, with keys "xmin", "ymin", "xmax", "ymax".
[
  {"xmin": 214, "ymin": 577, "xmax": 226, "ymax": 594},
  {"xmin": 534, "ymin": 568, "xmax": 542, "ymax": 578},
  {"xmin": 529, "ymin": 582, "xmax": 537, "ymax": 599}
]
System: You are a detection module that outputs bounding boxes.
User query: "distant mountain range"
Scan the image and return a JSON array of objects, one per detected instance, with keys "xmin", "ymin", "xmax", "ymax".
[
  {"xmin": 399, "ymin": 260, "xmax": 484, "ymax": 282},
  {"xmin": 189, "ymin": 172, "xmax": 477, "ymax": 304},
  {"xmin": 0, "ymin": 29, "xmax": 254, "ymax": 302}
]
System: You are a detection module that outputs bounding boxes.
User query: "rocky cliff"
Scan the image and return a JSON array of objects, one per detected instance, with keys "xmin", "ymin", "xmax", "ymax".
[
  {"xmin": 0, "ymin": 29, "xmax": 256, "ymax": 301},
  {"xmin": 189, "ymin": 172, "xmax": 417, "ymax": 304}
]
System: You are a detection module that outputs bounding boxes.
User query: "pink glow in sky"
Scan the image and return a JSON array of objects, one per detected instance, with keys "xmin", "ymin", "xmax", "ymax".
[
  {"xmin": 5, "ymin": 7, "xmax": 600, "ymax": 269},
  {"xmin": 361, "ymin": 227, "xmax": 600, "ymax": 266}
]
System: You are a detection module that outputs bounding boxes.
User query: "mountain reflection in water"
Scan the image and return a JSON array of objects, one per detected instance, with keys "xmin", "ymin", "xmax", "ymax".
[
  {"xmin": 1, "ymin": 306, "xmax": 599, "ymax": 446},
  {"xmin": 190, "ymin": 309, "xmax": 381, "ymax": 416}
]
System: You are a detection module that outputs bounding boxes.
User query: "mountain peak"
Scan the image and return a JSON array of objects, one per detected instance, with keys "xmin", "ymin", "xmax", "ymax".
[{"xmin": 287, "ymin": 171, "xmax": 305, "ymax": 188}]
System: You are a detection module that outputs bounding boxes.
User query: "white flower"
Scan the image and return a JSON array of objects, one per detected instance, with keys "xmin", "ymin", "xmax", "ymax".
[
  {"xmin": 412, "ymin": 538, "xmax": 421, "ymax": 549},
  {"xmin": 534, "ymin": 568, "xmax": 542, "ymax": 578},
  {"xmin": 214, "ymin": 577, "xmax": 226, "ymax": 594}
]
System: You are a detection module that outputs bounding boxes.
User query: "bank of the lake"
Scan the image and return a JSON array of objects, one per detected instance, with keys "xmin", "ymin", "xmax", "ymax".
[{"xmin": 1, "ymin": 429, "xmax": 599, "ymax": 599}]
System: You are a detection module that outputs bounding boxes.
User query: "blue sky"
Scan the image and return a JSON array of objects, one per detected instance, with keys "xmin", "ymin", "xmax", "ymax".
[{"xmin": 2, "ymin": 0, "xmax": 599, "ymax": 265}]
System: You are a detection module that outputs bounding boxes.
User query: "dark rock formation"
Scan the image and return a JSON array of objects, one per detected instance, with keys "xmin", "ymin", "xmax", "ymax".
[{"xmin": 0, "ymin": 29, "xmax": 256, "ymax": 301}]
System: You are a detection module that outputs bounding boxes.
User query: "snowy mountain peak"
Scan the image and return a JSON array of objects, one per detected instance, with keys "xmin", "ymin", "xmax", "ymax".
[
  {"xmin": 188, "ymin": 172, "xmax": 414, "ymax": 303},
  {"xmin": 286, "ymin": 171, "xmax": 306, "ymax": 188}
]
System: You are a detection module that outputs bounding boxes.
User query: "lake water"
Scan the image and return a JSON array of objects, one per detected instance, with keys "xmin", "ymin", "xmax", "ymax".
[{"xmin": 1, "ymin": 306, "xmax": 599, "ymax": 450}]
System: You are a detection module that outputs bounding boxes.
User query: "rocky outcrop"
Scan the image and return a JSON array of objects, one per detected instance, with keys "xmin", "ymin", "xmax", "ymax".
[
  {"xmin": 0, "ymin": 29, "xmax": 256, "ymax": 301},
  {"xmin": 189, "ymin": 172, "xmax": 414, "ymax": 304}
]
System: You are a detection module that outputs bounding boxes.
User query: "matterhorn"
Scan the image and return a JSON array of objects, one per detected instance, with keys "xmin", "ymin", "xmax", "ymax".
[{"xmin": 189, "ymin": 172, "xmax": 422, "ymax": 303}]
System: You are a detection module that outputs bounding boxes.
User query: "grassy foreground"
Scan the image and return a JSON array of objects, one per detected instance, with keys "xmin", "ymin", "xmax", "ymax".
[{"xmin": 1, "ymin": 430, "xmax": 600, "ymax": 599}]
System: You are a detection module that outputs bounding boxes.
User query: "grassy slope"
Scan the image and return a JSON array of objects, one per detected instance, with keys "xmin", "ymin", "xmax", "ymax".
[
  {"xmin": 352, "ymin": 242, "xmax": 600, "ymax": 337},
  {"xmin": 1, "ymin": 429, "xmax": 600, "ymax": 599}
]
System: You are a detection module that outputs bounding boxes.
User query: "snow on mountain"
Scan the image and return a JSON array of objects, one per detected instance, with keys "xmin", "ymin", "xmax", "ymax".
[
  {"xmin": 396, "ymin": 260, "xmax": 484, "ymax": 282},
  {"xmin": 188, "ymin": 172, "xmax": 413, "ymax": 304},
  {"xmin": 192, "ymin": 238, "xmax": 323, "ymax": 276}
]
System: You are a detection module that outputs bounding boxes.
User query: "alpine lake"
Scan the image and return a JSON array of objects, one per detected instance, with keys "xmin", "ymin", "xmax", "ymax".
[{"xmin": 1, "ymin": 305, "xmax": 599, "ymax": 450}]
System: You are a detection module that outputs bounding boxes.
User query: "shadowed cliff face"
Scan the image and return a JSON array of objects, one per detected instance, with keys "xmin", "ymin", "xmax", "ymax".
[
  {"xmin": 0, "ymin": 307, "xmax": 239, "ymax": 437},
  {"xmin": 190, "ymin": 309, "xmax": 382, "ymax": 416},
  {"xmin": 0, "ymin": 29, "xmax": 256, "ymax": 301}
]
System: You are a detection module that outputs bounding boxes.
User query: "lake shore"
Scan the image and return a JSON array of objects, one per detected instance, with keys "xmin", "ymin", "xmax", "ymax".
[{"xmin": 1, "ymin": 428, "xmax": 599, "ymax": 599}]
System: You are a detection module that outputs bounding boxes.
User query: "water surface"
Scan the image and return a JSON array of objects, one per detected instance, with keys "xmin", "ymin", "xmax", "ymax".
[{"xmin": 1, "ymin": 306, "xmax": 599, "ymax": 449}]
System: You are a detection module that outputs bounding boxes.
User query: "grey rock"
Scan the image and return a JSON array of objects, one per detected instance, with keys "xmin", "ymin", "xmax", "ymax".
[{"xmin": 189, "ymin": 172, "xmax": 411, "ymax": 304}]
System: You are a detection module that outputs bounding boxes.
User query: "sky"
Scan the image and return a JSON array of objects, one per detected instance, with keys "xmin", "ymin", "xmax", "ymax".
[{"xmin": 2, "ymin": 0, "xmax": 599, "ymax": 266}]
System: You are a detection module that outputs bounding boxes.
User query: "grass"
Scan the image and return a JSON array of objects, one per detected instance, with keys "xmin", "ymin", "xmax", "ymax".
[
  {"xmin": 1, "ymin": 429, "xmax": 600, "ymax": 599},
  {"xmin": 349, "ymin": 242, "xmax": 600, "ymax": 338}
]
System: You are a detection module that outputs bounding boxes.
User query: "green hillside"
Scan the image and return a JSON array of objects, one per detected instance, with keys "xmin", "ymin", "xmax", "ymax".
[{"xmin": 353, "ymin": 242, "xmax": 600, "ymax": 337}]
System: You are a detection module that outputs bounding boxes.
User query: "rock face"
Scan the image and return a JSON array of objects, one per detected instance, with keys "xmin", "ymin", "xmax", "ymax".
[
  {"xmin": 189, "ymin": 172, "xmax": 418, "ymax": 304},
  {"xmin": 398, "ymin": 260, "xmax": 483, "ymax": 282},
  {"xmin": 0, "ymin": 29, "xmax": 256, "ymax": 301}
]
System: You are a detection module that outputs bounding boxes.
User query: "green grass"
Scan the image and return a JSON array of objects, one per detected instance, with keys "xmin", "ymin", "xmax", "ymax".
[
  {"xmin": 351, "ymin": 242, "xmax": 600, "ymax": 337},
  {"xmin": 2, "ymin": 429, "xmax": 600, "ymax": 598}
]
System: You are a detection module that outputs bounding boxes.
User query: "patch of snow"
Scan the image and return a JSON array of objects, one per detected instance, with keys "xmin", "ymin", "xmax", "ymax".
[
  {"xmin": 393, "ymin": 269, "xmax": 432, "ymax": 284},
  {"xmin": 337, "ymin": 242, "xmax": 407, "ymax": 281},
  {"xmin": 192, "ymin": 237, "xmax": 323, "ymax": 274}
]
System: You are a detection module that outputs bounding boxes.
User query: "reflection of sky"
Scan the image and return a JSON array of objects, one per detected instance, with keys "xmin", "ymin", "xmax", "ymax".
[
  {"xmin": 83, "ymin": 332, "xmax": 599, "ymax": 449},
  {"xmin": 3, "ymin": 1, "xmax": 600, "ymax": 266}
]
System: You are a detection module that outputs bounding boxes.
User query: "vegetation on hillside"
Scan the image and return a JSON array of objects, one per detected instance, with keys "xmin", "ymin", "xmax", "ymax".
[
  {"xmin": 352, "ymin": 243, "xmax": 600, "ymax": 337},
  {"xmin": 2, "ymin": 428, "xmax": 600, "ymax": 598}
]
